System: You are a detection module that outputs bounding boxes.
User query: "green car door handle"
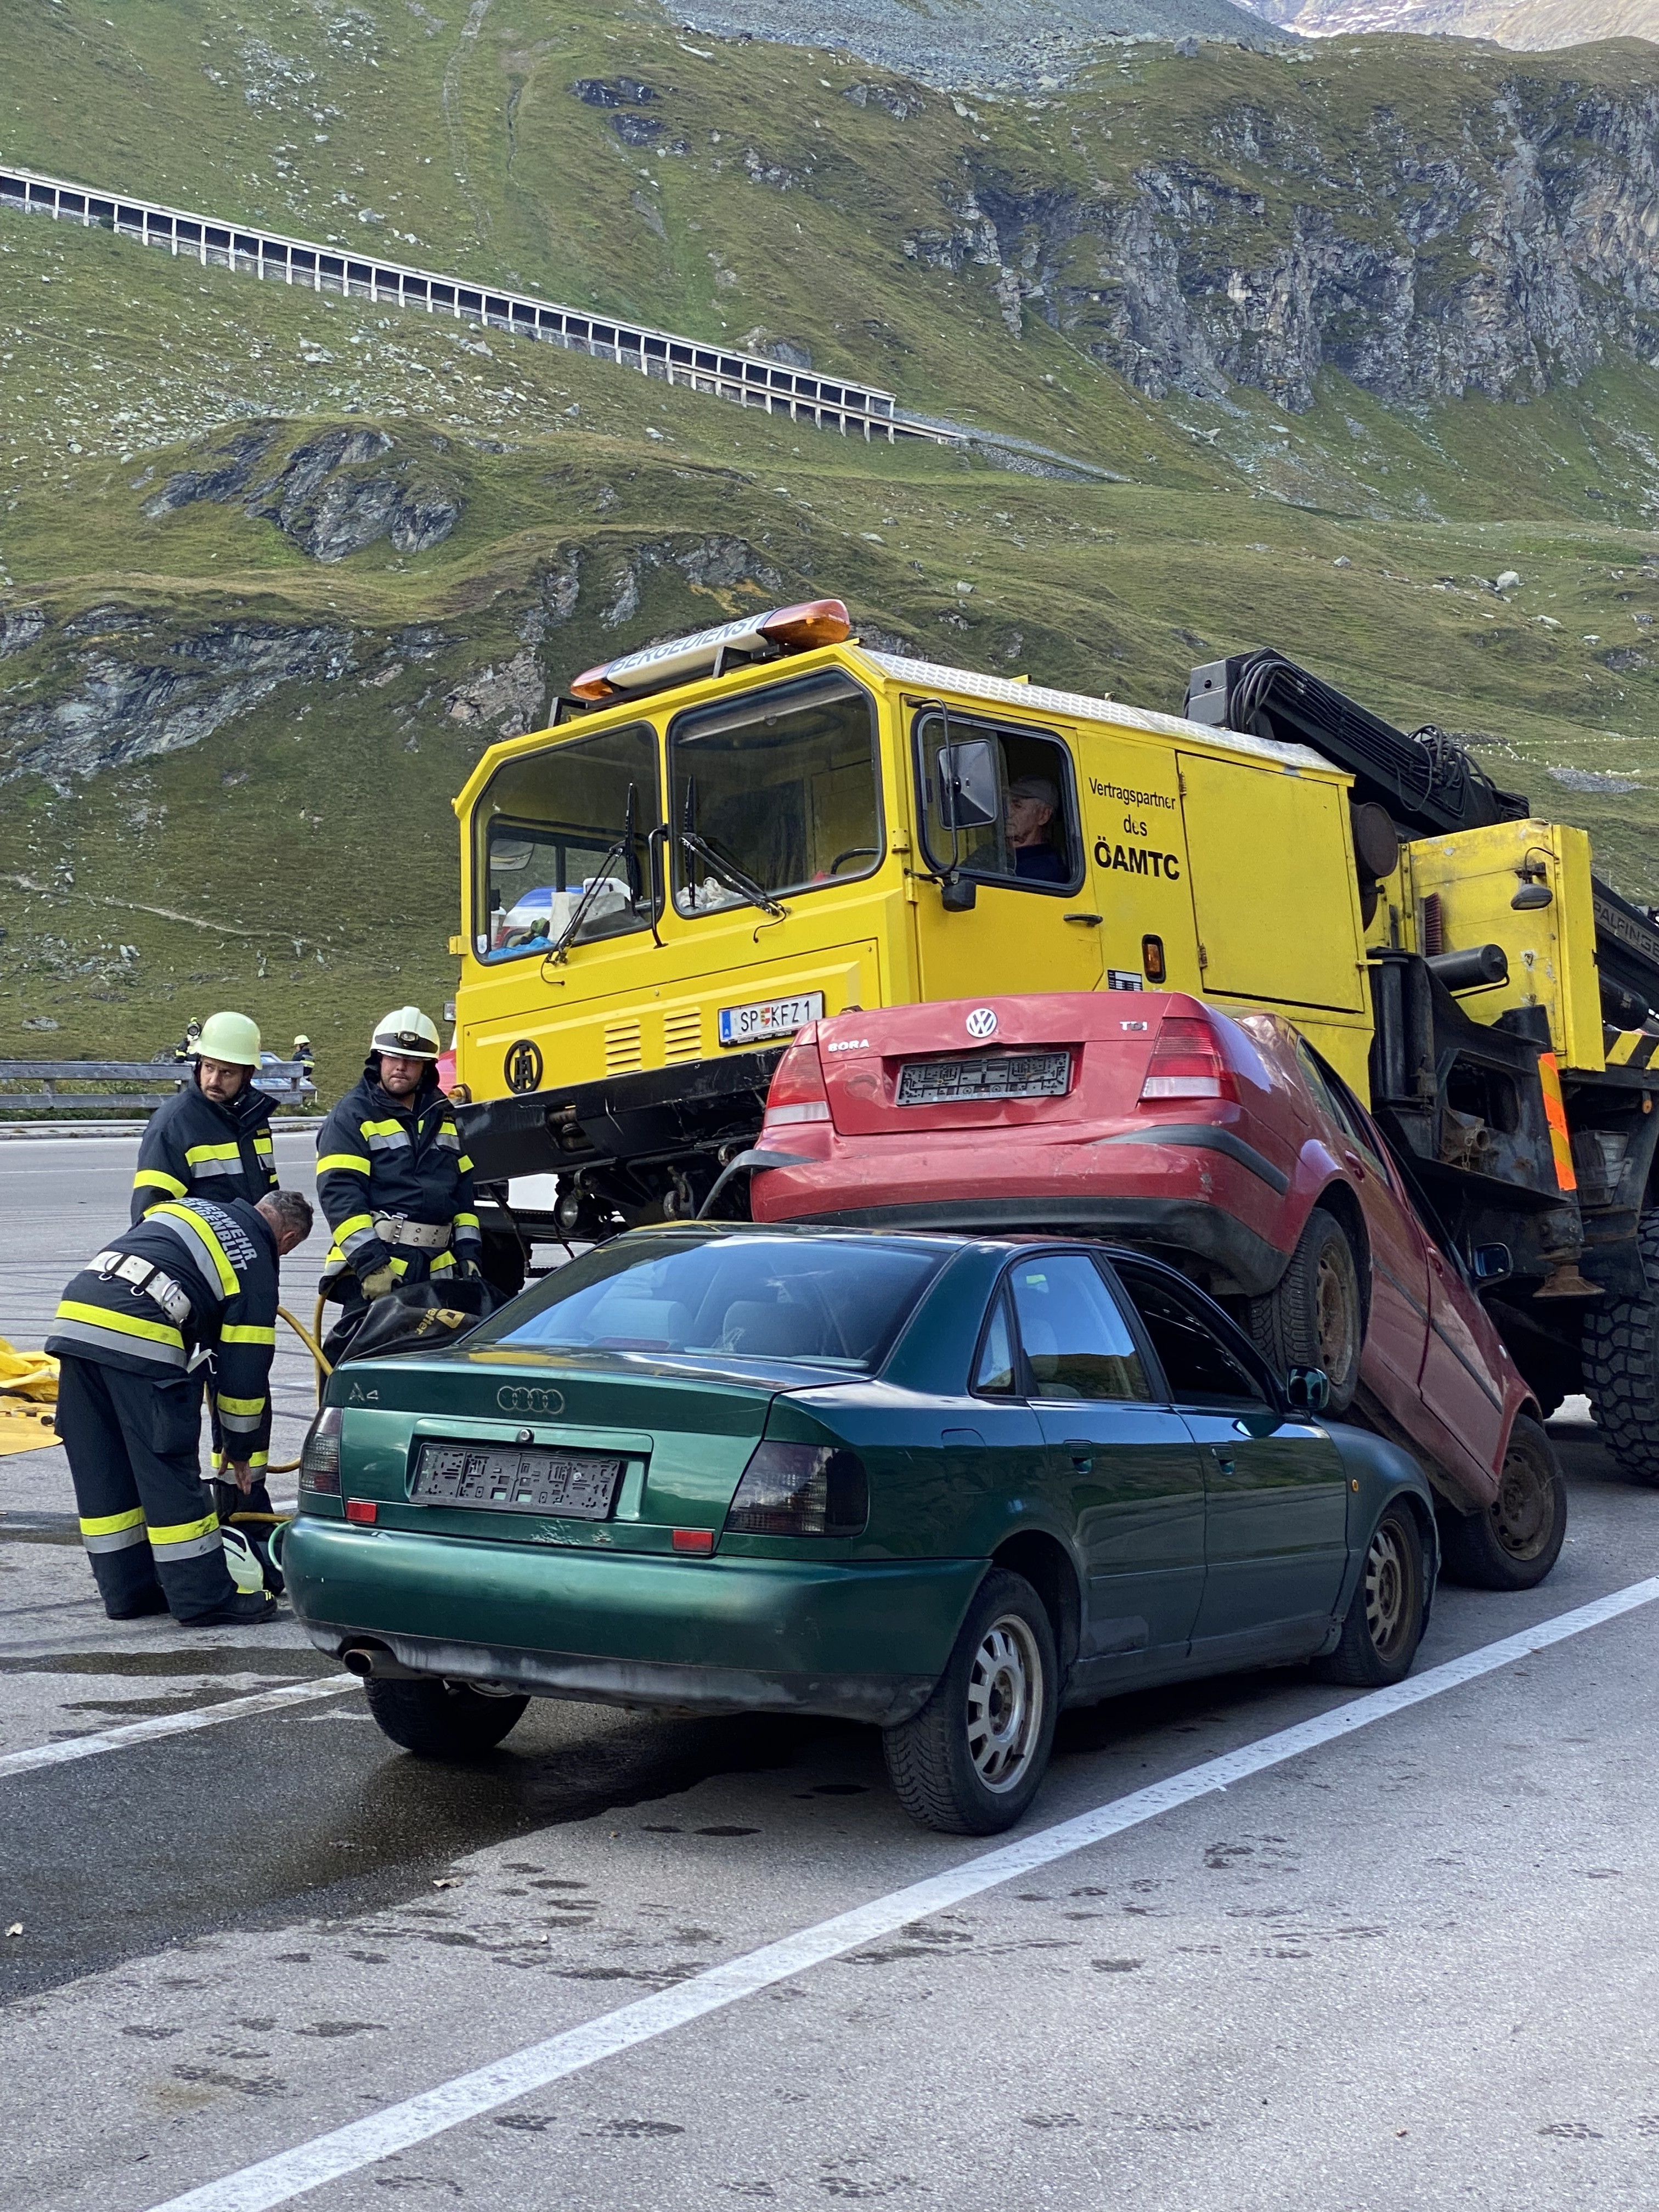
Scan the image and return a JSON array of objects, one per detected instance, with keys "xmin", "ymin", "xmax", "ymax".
[{"xmin": 1062, "ymin": 1439, "xmax": 1094, "ymax": 1467}]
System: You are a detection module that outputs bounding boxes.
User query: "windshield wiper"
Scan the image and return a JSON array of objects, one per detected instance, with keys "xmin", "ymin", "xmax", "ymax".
[
  {"xmin": 676, "ymin": 782, "xmax": 789, "ymax": 919},
  {"xmin": 546, "ymin": 783, "xmax": 639, "ymax": 967}
]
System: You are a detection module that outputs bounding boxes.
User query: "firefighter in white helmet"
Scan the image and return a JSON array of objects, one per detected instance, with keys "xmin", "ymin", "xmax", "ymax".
[
  {"xmin": 131, "ymin": 1010, "xmax": 280, "ymax": 1224},
  {"xmin": 314, "ymin": 1007, "xmax": 483, "ymax": 1345}
]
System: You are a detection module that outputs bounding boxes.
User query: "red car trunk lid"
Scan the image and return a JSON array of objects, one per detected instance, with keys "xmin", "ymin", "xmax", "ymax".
[{"xmin": 805, "ymin": 995, "xmax": 1186, "ymax": 1136}]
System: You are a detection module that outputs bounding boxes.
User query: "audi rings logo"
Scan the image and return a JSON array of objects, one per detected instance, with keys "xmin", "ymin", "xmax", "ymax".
[
  {"xmin": 497, "ymin": 1385, "xmax": 565, "ymax": 1417},
  {"xmin": 505, "ymin": 1038, "xmax": 544, "ymax": 1093},
  {"xmin": 965, "ymin": 1006, "xmax": 999, "ymax": 1040}
]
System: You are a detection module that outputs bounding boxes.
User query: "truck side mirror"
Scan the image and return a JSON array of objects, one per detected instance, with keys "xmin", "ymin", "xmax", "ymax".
[
  {"xmin": 936, "ymin": 739, "xmax": 998, "ymax": 830},
  {"xmin": 1472, "ymin": 1243, "xmax": 1513, "ymax": 1286},
  {"xmin": 1285, "ymin": 1365, "xmax": 1331, "ymax": 1415},
  {"xmin": 940, "ymin": 872, "xmax": 978, "ymax": 913}
]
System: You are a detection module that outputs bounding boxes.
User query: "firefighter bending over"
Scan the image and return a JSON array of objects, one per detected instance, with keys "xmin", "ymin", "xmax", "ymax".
[
  {"xmin": 47, "ymin": 1190, "xmax": 313, "ymax": 1626},
  {"xmin": 314, "ymin": 1007, "xmax": 483, "ymax": 1352},
  {"xmin": 132, "ymin": 1009, "xmax": 280, "ymax": 1223}
]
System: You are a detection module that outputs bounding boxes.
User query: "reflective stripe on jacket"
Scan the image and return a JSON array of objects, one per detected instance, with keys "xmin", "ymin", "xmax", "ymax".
[
  {"xmin": 46, "ymin": 1197, "xmax": 282, "ymax": 1468},
  {"xmin": 131, "ymin": 1075, "xmax": 279, "ymax": 1224},
  {"xmin": 315, "ymin": 1060, "xmax": 481, "ymax": 1288}
]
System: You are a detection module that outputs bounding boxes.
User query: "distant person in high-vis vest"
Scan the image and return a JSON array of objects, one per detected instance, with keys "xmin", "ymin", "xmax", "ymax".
[
  {"xmin": 131, "ymin": 1010, "xmax": 281, "ymax": 1224},
  {"xmin": 47, "ymin": 1190, "xmax": 313, "ymax": 1624}
]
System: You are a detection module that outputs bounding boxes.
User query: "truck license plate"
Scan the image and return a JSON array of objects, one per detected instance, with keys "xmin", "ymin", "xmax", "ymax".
[
  {"xmin": 717, "ymin": 991, "xmax": 825, "ymax": 1047},
  {"xmin": 411, "ymin": 1442, "xmax": 623, "ymax": 1520}
]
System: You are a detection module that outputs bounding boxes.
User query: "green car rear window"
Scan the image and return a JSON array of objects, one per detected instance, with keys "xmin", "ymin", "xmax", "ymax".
[{"xmin": 481, "ymin": 1233, "xmax": 944, "ymax": 1370}]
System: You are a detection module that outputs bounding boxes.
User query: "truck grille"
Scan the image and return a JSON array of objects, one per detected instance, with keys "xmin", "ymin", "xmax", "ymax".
[{"xmin": 896, "ymin": 1050, "xmax": 1072, "ymax": 1106}]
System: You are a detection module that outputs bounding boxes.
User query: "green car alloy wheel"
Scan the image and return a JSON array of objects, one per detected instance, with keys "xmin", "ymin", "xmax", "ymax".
[{"xmin": 883, "ymin": 1570, "xmax": 1059, "ymax": 1836}]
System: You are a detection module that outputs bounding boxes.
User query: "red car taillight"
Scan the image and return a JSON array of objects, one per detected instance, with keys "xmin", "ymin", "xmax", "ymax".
[
  {"xmin": 763, "ymin": 1027, "xmax": 832, "ymax": 1129},
  {"xmin": 1139, "ymin": 1014, "xmax": 1239, "ymax": 1104}
]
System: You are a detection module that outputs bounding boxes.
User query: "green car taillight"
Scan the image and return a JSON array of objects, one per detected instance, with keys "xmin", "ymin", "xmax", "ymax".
[
  {"xmin": 724, "ymin": 1441, "xmax": 867, "ymax": 1539},
  {"xmin": 299, "ymin": 1405, "xmax": 343, "ymax": 1494}
]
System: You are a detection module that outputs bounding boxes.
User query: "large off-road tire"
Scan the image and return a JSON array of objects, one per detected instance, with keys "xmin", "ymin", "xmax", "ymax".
[
  {"xmin": 882, "ymin": 1570, "xmax": 1058, "ymax": 1837},
  {"xmin": 1438, "ymin": 1415, "xmax": 1567, "ymax": 1590},
  {"xmin": 1313, "ymin": 1500, "xmax": 1426, "ymax": 1688},
  {"xmin": 1583, "ymin": 1214, "xmax": 1659, "ymax": 1482},
  {"xmin": 363, "ymin": 1675, "xmax": 529, "ymax": 1758},
  {"xmin": 1249, "ymin": 1207, "xmax": 1364, "ymax": 1417}
]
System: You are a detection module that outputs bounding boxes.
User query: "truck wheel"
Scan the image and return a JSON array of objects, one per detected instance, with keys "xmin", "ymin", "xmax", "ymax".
[
  {"xmin": 1438, "ymin": 1415, "xmax": 1567, "ymax": 1590},
  {"xmin": 363, "ymin": 1676, "xmax": 529, "ymax": 1758},
  {"xmin": 882, "ymin": 1570, "xmax": 1058, "ymax": 1837},
  {"xmin": 1583, "ymin": 1213, "xmax": 1659, "ymax": 1481},
  {"xmin": 1249, "ymin": 1208, "xmax": 1363, "ymax": 1416},
  {"xmin": 1313, "ymin": 1501, "xmax": 1426, "ymax": 1688}
]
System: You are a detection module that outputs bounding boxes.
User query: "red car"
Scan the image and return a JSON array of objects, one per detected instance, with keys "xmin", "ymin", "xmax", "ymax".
[{"xmin": 751, "ymin": 992, "xmax": 1564, "ymax": 1591}]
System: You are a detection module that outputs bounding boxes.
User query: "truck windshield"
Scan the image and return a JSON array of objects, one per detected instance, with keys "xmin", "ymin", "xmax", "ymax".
[
  {"xmin": 481, "ymin": 1229, "xmax": 943, "ymax": 1370},
  {"xmin": 668, "ymin": 671, "xmax": 882, "ymax": 915},
  {"xmin": 475, "ymin": 723, "xmax": 661, "ymax": 961}
]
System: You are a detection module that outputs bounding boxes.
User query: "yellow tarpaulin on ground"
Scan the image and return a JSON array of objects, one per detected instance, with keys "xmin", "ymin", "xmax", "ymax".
[{"xmin": 0, "ymin": 1339, "xmax": 59, "ymax": 1455}]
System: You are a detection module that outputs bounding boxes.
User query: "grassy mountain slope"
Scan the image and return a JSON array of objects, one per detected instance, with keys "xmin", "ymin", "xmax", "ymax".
[{"xmin": 2, "ymin": 2, "xmax": 1657, "ymax": 1085}]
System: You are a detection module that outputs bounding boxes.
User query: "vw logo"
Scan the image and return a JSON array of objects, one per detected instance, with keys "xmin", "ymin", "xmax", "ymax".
[
  {"xmin": 497, "ymin": 1385, "xmax": 564, "ymax": 1417},
  {"xmin": 505, "ymin": 1037, "xmax": 544, "ymax": 1093},
  {"xmin": 966, "ymin": 1006, "xmax": 998, "ymax": 1040}
]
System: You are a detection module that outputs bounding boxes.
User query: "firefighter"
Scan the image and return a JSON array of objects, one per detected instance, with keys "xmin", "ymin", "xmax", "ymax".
[
  {"xmin": 132, "ymin": 1009, "xmax": 280, "ymax": 1224},
  {"xmin": 46, "ymin": 1189, "xmax": 314, "ymax": 1624},
  {"xmin": 314, "ymin": 1007, "xmax": 483, "ymax": 1348}
]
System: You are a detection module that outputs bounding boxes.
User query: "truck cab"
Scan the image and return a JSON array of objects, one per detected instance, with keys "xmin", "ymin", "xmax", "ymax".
[{"xmin": 453, "ymin": 600, "xmax": 1373, "ymax": 1231}]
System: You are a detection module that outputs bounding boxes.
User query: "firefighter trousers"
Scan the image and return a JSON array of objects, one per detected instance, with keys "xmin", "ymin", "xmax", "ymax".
[{"xmin": 55, "ymin": 1355, "xmax": 239, "ymax": 1622}]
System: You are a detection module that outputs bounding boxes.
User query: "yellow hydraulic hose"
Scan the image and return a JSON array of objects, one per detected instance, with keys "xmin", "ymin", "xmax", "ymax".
[{"xmin": 259, "ymin": 1302, "xmax": 334, "ymax": 1476}]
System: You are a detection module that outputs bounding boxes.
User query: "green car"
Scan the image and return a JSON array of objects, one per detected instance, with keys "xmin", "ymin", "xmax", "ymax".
[{"xmin": 285, "ymin": 1226, "xmax": 1437, "ymax": 1835}]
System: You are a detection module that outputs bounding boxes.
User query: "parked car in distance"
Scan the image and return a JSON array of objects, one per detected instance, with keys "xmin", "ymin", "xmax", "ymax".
[
  {"xmin": 285, "ymin": 1224, "xmax": 1438, "ymax": 1836},
  {"xmin": 749, "ymin": 994, "xmax": 1566, "ymax": 1595}
]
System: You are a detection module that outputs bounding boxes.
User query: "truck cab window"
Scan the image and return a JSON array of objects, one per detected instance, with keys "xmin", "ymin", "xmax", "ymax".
[
  {"xmin": 475, "ymin": 723, "xmax": 661, "ymax": 961},
  {"xmin": 914, "ymin": 712, "xmax": 1080, "ymax": 893},
  {"xmin": 668, "ymin": 672, "xmax": 882, "ymax": 915}
]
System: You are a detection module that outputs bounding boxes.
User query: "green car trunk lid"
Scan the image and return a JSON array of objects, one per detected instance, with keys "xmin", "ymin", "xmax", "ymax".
[{"xmin": 331, "ymin": 1355, "xmax": 783, "ymax": 1550}]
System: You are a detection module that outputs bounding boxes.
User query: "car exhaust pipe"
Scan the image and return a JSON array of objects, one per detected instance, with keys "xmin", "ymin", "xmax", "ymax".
[{"xmin": 338, "ymin": 1640, "xmax": 417, "ymax": 1680}]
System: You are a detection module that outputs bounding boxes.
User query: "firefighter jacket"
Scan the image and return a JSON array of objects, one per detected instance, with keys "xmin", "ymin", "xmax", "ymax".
[
  {"xmin": 131, "ymin": 1072, "xmax": 278, "ymax": 1224},
  {"xmin": 46, "ymin": 1197, "xmax": 281, "ymax": 1469},
  {"xmin": 314, "ymin": 1060, "xmax": 482, "ymax": 1293}
]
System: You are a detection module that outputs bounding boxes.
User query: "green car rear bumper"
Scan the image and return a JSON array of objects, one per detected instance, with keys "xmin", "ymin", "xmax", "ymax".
[{"xmin": 283, "ymin": 1519, "xmax": 986, "ymax": 1727}]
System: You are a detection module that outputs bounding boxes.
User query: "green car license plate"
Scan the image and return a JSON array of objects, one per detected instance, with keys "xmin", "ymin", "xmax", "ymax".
[{"xmin": 411, "ymin": 1442, "xmax": 624, "ymax": 1520}]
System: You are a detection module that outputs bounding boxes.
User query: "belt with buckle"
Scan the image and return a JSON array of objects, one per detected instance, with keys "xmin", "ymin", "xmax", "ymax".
[{"xmin": 92, "ymin": 1249, "xmax": 193, "ymax": 1327}]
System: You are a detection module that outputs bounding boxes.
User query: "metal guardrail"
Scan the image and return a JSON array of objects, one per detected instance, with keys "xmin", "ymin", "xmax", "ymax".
[
  {"xmin": 0, "ymin": 1059, "xmax": 316, "ymax": 1114},
  {"xmin": 1, "ymin": 161, "xmax": 949, "ymax": 447}
]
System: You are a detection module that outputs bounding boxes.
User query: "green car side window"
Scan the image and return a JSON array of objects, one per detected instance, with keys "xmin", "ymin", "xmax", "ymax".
[
  {"xmin": 1008, "ymin": 1256, "xmax": 1150, "ymax": 1402},
  {"xmin": 973, "ymin": 1293, "xmax": 1018, "ymax": 1397}
]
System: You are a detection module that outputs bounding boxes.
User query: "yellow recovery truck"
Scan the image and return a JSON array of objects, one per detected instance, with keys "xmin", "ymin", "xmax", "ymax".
[{"xmin": 450, "ymin": 602, "xmax": 1659, "ymax": 1478}]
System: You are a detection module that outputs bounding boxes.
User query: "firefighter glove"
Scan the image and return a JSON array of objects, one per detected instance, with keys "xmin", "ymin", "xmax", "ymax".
[{"xmin": 360, "ymin": 1263, "xmax": 398, "ymax": 1301}]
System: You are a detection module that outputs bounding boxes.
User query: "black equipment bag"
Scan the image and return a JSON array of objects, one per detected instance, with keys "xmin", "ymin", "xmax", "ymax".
[{"xmin": 330, "ymin": 1277, "xmax": 498, "ymax": 1368}]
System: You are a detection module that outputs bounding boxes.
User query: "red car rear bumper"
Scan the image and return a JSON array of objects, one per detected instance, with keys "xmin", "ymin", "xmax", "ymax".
[{"xmin": 754, "ymin": 1118, "xmax": 1301, "ymax": 1297}]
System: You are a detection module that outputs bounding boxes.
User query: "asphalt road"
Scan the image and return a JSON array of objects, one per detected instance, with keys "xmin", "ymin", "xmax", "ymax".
[{"xmin": 6, "ymin": 1137, "xmax": 1659, "ymax": 2210}]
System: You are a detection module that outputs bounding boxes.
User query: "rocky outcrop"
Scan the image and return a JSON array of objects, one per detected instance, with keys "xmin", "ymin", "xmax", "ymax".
[
  {"xmin": 905, "ymin": 74, "xmax": 1659, "ymax": 409},
  {"xmin": 146, "ymin": 425, "xmax": 463, "ymax": 561},
  {"xmin": 0, "ymin": 620, "xmax": 356, "ymax": 788}
]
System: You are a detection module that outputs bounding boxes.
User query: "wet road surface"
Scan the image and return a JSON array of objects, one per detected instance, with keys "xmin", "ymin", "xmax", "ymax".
[{"xmin": 7, "ymin": 1139, "xmax": 1659, "ymax": 2209}]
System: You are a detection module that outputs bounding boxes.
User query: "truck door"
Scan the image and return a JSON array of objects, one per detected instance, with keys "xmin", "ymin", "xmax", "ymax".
[
  {"xmin": 912, "ymin": 708, "xmax": 1102, "ymax": 1001},
  {"xmin": 1177, "ymin": 752, "xmax": 1367, "ymax": 1014}
]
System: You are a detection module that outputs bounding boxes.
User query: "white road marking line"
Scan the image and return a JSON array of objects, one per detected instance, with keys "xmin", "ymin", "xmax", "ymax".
[
  {"xmin": 146, "ymin": 1575, "xmax": 1659, "ymax": 2212},
  {"xmin": 0, "ymin": 1677, "xmax": 356, "ymax": 1777}
]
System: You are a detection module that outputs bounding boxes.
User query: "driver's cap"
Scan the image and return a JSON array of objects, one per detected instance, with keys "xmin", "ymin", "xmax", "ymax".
[{"xmin": 371, "ymin": 1006, "xmax": 441, "ymax": 1059}]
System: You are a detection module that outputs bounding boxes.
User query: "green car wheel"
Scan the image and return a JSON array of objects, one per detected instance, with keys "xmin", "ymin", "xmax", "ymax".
[
  {"xmin": 883, "ymin": 1569, "xmax": 1059, "ymax": 1836},
  {"xmin": 363, "ymin": 1675, "xmax": 530, "ymax": 1759},
  {"xmin": 1313, "ymin": 1502, "xmax": 1426, "ymax": 1689}
]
